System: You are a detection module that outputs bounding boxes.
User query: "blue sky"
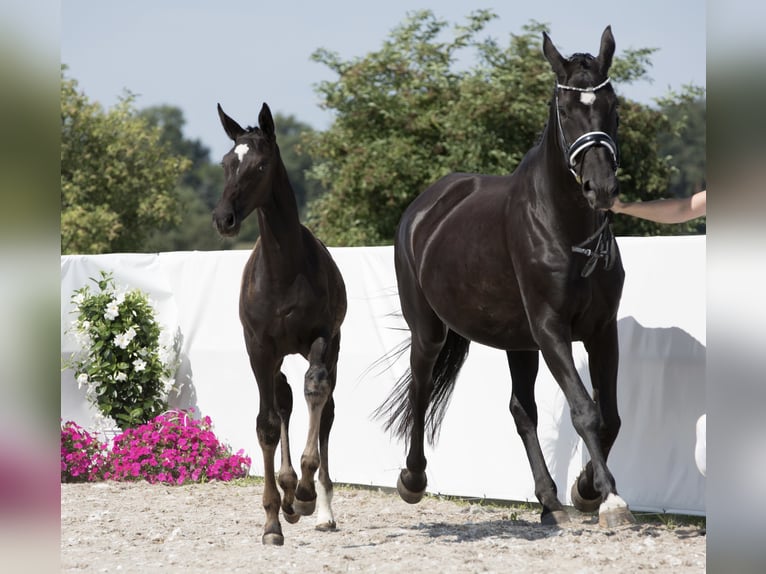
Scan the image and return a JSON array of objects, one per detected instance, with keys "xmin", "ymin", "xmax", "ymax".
[{"xmin": 61, "ymin": 1, "xmax": 706, "ymax": 161}]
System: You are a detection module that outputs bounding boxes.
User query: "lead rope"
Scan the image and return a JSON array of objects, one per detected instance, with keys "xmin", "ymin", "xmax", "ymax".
[{"xmin": 572, "ymin": 211, "xmax": 616, "ymax": 277}]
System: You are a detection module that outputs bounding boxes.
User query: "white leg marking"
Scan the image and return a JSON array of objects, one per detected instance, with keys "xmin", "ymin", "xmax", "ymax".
[
  {"xmin": 315, "ymin": 481, "xmax": 335, "ymax": 527},
  {"xmin": 599, "ymin": 493, "xmax": 628, "ymax": 513},
  {"xmin": 695, "ymin": 414, "xmax": 706, "ymax": 477}
]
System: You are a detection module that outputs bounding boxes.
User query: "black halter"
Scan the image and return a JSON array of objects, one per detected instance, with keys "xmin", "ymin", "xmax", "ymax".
[{"xmin": 554, "ymin": 77, "xmax": 618, "ymax": 183}]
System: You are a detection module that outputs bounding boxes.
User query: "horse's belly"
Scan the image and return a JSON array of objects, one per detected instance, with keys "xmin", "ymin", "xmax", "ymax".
[{"xmin": 420, "ymin": 268, "xmax": 536, "ymax": 351}]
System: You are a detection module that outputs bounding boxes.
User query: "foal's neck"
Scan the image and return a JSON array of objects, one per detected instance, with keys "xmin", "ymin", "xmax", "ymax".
[{"xmin": 255, "ymin": 158, "xmax": 305, "ymax": 275}]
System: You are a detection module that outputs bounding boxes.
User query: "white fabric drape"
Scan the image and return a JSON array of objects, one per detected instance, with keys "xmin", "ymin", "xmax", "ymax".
[{"xmin": 61, "ymin": 236, "xmax": 705, "ymax": 514}]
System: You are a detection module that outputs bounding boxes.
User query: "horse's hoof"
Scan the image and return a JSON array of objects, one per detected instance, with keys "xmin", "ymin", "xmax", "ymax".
[
  {"xmin": 570, "ymin": 480, "xmax": 601, "ymax": 513},
  {"xmin": 282, "ymin": 509, "xmax": 300, "ymax": 524},
  {"xmin": 315, "ymin": 520, "xmax": 337, "ymax": 532},
  {"xmin": 599, "ymin": 506, "xmax": 636, "ymax": 528},
  {"xmin": 262, "ymin": 532, "xmax": 284, "ymax": 546},
  {"xmin": 541, "ymin": 509, "xmax": 570, "ymax": 526},
  {"xmin": 397, "ymin": 472, "xmax": 426, "ymax": 504},
  {"xmin": 293, "ymin": 497, "xmax": 317, "ymax": 516}
]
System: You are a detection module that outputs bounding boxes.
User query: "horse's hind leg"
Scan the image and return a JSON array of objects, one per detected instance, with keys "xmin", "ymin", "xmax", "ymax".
[
  {"xmin": 572, "ymin": 321, "xmax": 635, "ymax": 527},
  {"xmin": 396, "ymin": 283, "xmax": 446, "ymax": 504},
  {"xmin": 274, "ymin": 371, "xmax": 300, "ymax": 524},
  {"xmin": 294, "ymin": 336, "xmax": 337, "ymax": 530},
  {"xmin": 507, "ymin": 350, "xmax": 570, "ymax": 525}
]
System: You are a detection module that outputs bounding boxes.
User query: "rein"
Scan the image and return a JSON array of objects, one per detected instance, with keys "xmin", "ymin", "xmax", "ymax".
[
  {"xmin": 572, "ymin": 211, "xmax": 617, "ymax": 277},
  {"xmin": 554, "ymin": 77, "xmax": 618, "ymax": 183}
]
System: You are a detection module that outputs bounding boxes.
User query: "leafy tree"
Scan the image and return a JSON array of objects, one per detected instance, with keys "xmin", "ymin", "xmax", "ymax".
[
  {"xmin": 611, "ymin": 87, "xmax": 706, "ymax": 236},
  {"xmin": 138, "ymin": 105, "xmax": 231, "ymax": 252},
  {"xmin": 658, "ymin": 88, "xmax": 706, "ymax": 196},
  {"xmin": 61, "ymin": 71, "xmax": 190, "ymax": 254},
  {"xmin": 304, "ymin": 10, "xmax": 702, "ymax": 244}
]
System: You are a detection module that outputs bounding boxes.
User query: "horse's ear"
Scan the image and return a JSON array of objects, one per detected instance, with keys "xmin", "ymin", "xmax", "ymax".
[
  {"xmin": 217, "ymin": 104, "xmax": 246, "ymax": 142},
  {"xmin": 597, "ymin": 26, "xmax": 615, "ymax": 75},
  {"xmin": 258, "ymin": 102, "xmax": 276, "ymax": 141},
  {"xmin": 542, "ymin": 32, "xmax": 567, "ymax": 82}
]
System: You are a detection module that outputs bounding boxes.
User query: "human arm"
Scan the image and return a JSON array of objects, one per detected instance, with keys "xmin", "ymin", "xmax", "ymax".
[{"xmin": 611, "ymin": 190, "xmax": 706, "ymax": 224}]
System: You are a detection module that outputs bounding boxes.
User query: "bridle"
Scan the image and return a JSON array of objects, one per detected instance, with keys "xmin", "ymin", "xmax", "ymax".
[
  {"xmin": 554, "ymin": 77, "xmax": 619, "ymax": 277},
  {"xmin": 554, "ymin": 77, "xmax": 618, "ymax": 184}
]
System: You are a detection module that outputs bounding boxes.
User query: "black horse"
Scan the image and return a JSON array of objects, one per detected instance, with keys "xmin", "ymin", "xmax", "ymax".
[
  {"xmin": 213, "ymin": 103, "xmax": 347, "ymax": 545},
  {"xmin": 376, "ymin": 26, "xmax": 635, "ymax": 528}
]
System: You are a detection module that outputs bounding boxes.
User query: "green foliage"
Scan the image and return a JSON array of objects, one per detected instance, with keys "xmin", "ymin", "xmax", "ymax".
[
  {"xmin": 611, "ymin": 86, "xmax": 706, "ymax": 236},
  {"xmin": 304, "ymin": 10, "xmax": 703, "ymax": 245},
  {"xmin": 65, "ymin": 272, "xmax": 178, "ymax": 431},
  {"xmin": 658, "ymin": 87, "xmax": 707, "ymax": 195},
  {"xmin": 61, "ymin": 70, "xmax": 191, "ymax": 254}
]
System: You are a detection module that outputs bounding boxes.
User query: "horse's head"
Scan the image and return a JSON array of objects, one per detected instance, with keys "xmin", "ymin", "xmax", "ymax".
[
  {"xmin": 213, "ymin": 103, "xmax": 278, "ymax": 237},
  {"xmin": 543, "ymin": 26, "xmax": 619, "ymax": 211}
]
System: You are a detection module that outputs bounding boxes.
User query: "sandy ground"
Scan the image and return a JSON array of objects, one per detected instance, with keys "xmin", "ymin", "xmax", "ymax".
[{"xmin": 61, "ymin": 481, "xmax": 705, "ymax": 573}]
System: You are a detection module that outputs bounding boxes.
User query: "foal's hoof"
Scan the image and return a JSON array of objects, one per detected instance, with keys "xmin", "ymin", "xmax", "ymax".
[
  {"xmin": 397, "ymin": 472, "xmax": 426, "ymax": 504},
  {"xmin": 293, "ymin": 497, "xmax": 317, "ymax": 516},
  {"xmin": 262, "ymin": 532, "xmax": 285, "ymax": 546},
  {"xmin": 570, "ymin": 480, "xmax": 601, "ymax": 513},
  {"xmin": 598, "ymin": 506, "xmax": 636, "ymax": 528},
  {"xmin": 282, "ymin": 508, "xmax": 301, "ymax": 524},
  {"xmin": 315, "ymin": 520, "xmax": 337, "ymax": 532},
  {"xmin": 541, "ymin": 509, "xmax": 570, "ymax": 526}
]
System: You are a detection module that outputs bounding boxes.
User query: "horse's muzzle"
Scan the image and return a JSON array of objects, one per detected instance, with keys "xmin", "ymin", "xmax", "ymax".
[
  {"xmin": 582, "ymin": 180, "xmax": 618, "ymax": 211},
  {"xmin": 212, "ymin": 206, "xmax": 240, "ymax": 237}
]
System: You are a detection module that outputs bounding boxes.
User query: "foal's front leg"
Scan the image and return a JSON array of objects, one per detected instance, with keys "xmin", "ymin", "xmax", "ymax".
[
  {"xmin": 294, "ymin": 337, "xmax": 337, "ymax": 530},
  {"xmin": 249, "ymin": 350, "xmax": 286, "ymax": 545}
]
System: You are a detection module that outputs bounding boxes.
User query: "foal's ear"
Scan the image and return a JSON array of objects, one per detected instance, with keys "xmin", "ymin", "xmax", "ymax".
[
  {"xmin": 597, "ymin": 26, "xmax": 615, "ymax": 75},
  {"xmin": 542, "ymin": 31, "xmax": 567, "ymax": 83},
  {"xmin": 258, "ymin": 102, "xmax": 276, "ymax": 141},
  {"xmin": 217, "ymin": 104, "xmax": 246, "ymax": 142}
]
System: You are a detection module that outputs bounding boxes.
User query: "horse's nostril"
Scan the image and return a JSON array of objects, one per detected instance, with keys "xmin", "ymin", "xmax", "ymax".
[{"xmin": 224, "ymin": 214, "xmax": 235, "ymax": 229}]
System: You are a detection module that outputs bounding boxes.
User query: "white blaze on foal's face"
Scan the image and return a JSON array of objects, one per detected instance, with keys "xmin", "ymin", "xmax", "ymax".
[{"xmin": 234, "ymin": 143, "xmax": 250, "ymax": 162}]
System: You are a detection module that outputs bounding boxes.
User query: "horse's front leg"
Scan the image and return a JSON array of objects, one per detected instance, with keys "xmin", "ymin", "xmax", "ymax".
[
  {"xmin": 315, "ymin": 333, "xmax": 341, "ymax": 530},
  {"xmin": 570, "ymin": 320, "xmax": 634, "ymax": 526},
  {"xmin": 294, "ymin": 336, "xmax": 337, "ymax": 531},
  {"xmin": 248, "ymin": 345, "xmax": 286, "ymax": 545},
  {"xmin": 274, "ymin": 371, "xmax": 301, "ymax": 525},
  {"xmin": 537, "ymin": 321, "xmax": 635, "ymax": 528}
]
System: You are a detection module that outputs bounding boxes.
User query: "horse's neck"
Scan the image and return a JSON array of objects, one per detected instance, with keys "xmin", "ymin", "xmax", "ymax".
[
  {"xmin": 255, "ymin": 164, "xmax": 305, "ymax": 276},
  {"xmin": 537, "ymin": 125, "xmax": 600, "ymax": 236}
]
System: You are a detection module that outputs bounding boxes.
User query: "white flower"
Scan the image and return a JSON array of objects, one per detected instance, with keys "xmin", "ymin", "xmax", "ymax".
[
  {"xmin": 114, "ymin": 372, "xmax": 128, "ymax": 382},
  {"xmin": 104, "ymin": 301, "xmax": 120, "ymax": 321},
  {"xmin": 72, "ymin": 293, "xmax": 85, "ymax": 306},
  {"xmin": 133, "ymin": 358, "xmax": 147, "ymax": 372},
  {"xmin": 76, "ymin": 373, "xmax": 89, "ymax": 388},
  {"xmin": 113, "ymin": 291, "xmax": 126, "ymax": 305},
  {"xmin": 113, "ymin": 327, "xmax": 137, "ymax": 349}
]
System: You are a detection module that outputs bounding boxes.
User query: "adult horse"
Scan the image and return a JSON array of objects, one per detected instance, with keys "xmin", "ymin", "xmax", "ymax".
[
  {"xmin": 213, "ymin": 103, "xmax": 347, "ymax": 545},
  {"xmin": 376, "ymin": 26, "xmax": 635, "ymax": 528}
]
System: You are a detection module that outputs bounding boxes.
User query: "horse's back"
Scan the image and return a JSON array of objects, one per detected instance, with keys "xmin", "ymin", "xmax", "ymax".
[{"xmin": 398, "ymin": 172, "xmax": 515, "ymax": 260}]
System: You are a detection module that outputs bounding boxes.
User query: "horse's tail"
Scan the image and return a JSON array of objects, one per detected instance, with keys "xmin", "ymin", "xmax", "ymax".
[{"xmin": 374, "ymin": 329, "xmax": 470, "ymax": 446}]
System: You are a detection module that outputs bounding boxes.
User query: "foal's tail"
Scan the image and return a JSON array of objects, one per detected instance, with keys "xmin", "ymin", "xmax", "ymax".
[{"xmin": 374, "ymin": 329, "xmax": 470, "ymax": 446}]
